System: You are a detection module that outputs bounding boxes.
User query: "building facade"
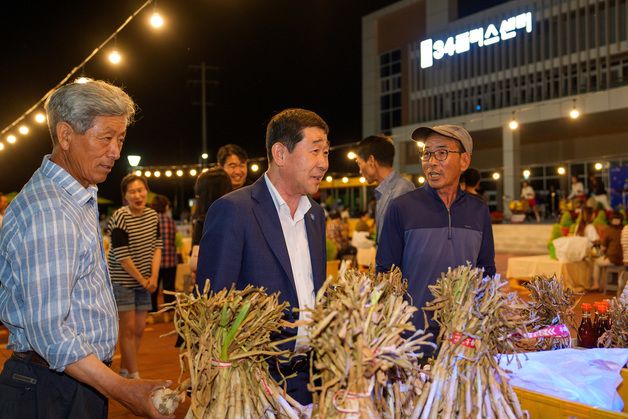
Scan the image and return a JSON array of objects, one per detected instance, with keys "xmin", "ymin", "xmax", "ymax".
[{"xmin": 363, "ymin": 0, "xmax": 628, "ymax": 212}]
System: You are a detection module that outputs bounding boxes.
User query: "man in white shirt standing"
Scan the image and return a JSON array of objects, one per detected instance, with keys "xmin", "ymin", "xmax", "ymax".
[{"xmin": 197, "ymin": 108, "xmax": 330, "ymax": 405}]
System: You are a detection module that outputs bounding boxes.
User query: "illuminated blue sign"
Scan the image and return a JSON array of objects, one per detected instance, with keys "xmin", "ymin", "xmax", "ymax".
[{"xmin": 420, "ymin": 12, "xmax": 533, "ymax": 69}]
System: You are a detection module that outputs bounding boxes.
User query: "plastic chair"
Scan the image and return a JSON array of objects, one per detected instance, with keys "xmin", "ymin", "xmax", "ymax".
[{"xmin": 602, "ymin": 265, "xmax": 624, "ymax": 294}]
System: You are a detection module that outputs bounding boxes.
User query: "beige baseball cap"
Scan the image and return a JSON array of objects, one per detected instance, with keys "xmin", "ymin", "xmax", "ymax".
[{"xmin": 411, "ymin": 124, "xmax": 473, "ymax": 154}]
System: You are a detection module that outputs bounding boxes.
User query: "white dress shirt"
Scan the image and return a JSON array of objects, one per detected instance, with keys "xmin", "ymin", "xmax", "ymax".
[{"xmin": 264, "ymin": 174, "xmax": 314, "ymax": 345}]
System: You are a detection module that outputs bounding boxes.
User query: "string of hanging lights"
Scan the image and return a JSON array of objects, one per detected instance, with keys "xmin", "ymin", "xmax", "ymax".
[{"xmin": 0, "ymin": 0, "xmax": 164, "ymax": 153}]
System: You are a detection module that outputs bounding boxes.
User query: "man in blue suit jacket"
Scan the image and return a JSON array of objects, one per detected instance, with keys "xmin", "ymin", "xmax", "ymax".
[{"xmin": 196, "ymin": 108, "xmax": 330, "ymax": 405}]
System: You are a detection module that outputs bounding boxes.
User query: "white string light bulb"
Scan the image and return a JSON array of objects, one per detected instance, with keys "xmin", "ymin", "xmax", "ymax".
[
  {"xmin": 18, "ymin": 126, "xmax": 29, "ymax": 135},
  {"xmin": 150, "ymin": 12, "xmax": 164, "ymax": 28},
  {"xmin": 7, "ymin": 135, "xmax": 17, "ymax": 144},
  {"xmin": 108, "ymin": 50, "xmax": 122, "ymax": 65}
]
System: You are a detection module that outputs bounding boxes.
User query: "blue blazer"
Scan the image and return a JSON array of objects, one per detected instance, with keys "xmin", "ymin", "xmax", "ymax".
[{"xmin": 196, "ymin": 175, "xmax": 326, "ymax": 326}]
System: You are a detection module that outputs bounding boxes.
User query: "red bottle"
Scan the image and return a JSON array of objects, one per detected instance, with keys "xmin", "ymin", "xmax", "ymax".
[
  {"xmin": 596, "ymin": 304, "xmax": 610, "ymax": 339},
  {"xmin": 577, "ymin": 303, "xmax": 597, "ymax": 348}
]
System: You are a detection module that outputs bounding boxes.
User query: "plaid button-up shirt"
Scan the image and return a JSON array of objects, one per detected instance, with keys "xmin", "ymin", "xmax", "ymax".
[
  {"xmin": 0, "ymin": 156, "xmax": 118, "ymax": 371},
  {"xmin": 158, "ymin": 213, "xmax": 177, "ymax": 268}
]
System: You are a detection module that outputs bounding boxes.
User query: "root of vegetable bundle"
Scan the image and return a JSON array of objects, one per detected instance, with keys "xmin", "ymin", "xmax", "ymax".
[
  {"xmin": 162, "ymin": 284, "xmax": 306, "ymax": 418},
  {"xmin": 597, "ymin": 298, "xmax": 628, "ymax": 348},
  {"xmin": 306, "ymin": 267, "xmax": 434, "ymax": 418},
  {"xmin": 521, "ymin": 275, "xmax": 580, "ymax": 351},
  {"xmin": 413, "ymin": 264, "xmax": 533, "ymax": 419}
]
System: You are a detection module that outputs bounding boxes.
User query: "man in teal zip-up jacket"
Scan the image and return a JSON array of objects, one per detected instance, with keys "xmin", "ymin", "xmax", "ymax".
[{"xmin": 376, "ymin": 125, "xmax": 495, "ymax": 345}]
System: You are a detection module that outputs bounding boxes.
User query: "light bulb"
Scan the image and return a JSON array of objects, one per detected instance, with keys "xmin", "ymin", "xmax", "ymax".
[
  {"xmin": 7, "ymin": 135, "xmax": 16, "ymax": 144},
  {"xmin": 418, "ymin": 176, "xmax": 425, "ymax": 184},
  {"xmin": 523, "ymin": 169, "xmax": 531, "ymax": 179},
  {"xmin": 165, "ymin": 170, "xmax": 172, "ymax": 177},
  {"xmin": 176, "ymin": 169, "xmax": 183, "ymax": 177},
  {"xmin": 251, "ymin": 164, "xmax": 259, "ymax": 172},
  {"xmin": 492, "ymin": 172, "xmax": 500, "ymax": 180},
  {"xmin": 18, "ymin": 125, "xmax": 29, "ymax": 135},
  {"xmin": 201, "ymin": 153, "xmax": 208, "ymax": 160},
  {"xmin": 326, "ymin": 176, "xmax": 333, "ymax": 182},
  {"xmin": 557, "ymin": 167, "xmax": 566, "ymax": 175},
  {"xmin": 154, "ymin": 171, "xmax": 161, "ymax": 178},
  {"xmin": 108, "ymin": 50, "xmax": 122, "ymax": 65},
  {"xmin": 569, "ymin": 109, "xmax": 580, "ymax": 119},
  {"xmin": 189, "ymin": 169, "xmax": 197, "ymax": 176},
  {"xmin": 144, "ymin": 170, "xmax": 152, "ymax": 178},
  {"xmin": 150, "ymin": 12, "xmax": 164, "ymax": 28},
  {"xmin": 342, "ymin": 177, "xmax": 349, "ymax": 183},
  {"xmin": 134, "ymin": 170, "xmax": 142, "ymax": 176},
  {"xmin": 127, "ymin": 155, "xmax": 141, "ymax": 167},
  {"xmin": 359, "ymin": 177, "xmax": 366, "ymax": 184},
  {"xmin": 34, "ymin": 113, "xmax": 46, "ymax": 123},
  {"xmin": 594, "ymin": 162, "xmax": 603, "ymax": 171},
  {"xmin": 508, "ymin": 120, "xmax": 519, "ymax": 130},
  {"xmin": 347, "ymin": 151, "xmax": 356, "ymax": 160}
]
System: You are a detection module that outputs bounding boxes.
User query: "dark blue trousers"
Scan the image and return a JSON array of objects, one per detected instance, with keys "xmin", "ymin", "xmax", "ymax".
[{"xmin": 0, "ymin": 358, "xmax": 108, "ymax": 419}]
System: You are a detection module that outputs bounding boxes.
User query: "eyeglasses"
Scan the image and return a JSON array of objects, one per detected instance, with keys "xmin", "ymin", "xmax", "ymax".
[{"xmin": 419, "ymin": 149, "xmax": 464, "ymax": 162}]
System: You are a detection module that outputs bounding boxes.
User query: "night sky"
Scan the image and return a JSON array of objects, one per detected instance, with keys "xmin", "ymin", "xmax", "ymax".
[{"xmin": 0, "ymin": 0, "xmax": 506, "ymax": 205}]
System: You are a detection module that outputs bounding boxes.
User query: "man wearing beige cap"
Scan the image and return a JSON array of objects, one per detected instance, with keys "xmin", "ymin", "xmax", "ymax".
[{"xmin": 376, "ymin": 125, "xmax": 495, "ymax": 348}]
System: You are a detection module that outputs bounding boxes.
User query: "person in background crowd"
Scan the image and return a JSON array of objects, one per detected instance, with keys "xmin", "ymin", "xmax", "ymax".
[
  {"xmin": 461, "ymin": 167, "xmax": 485, "ymax": 202},
  {"xmin": 0, "ymin": 192, "xmax": 7, "ymax": 229},
  {"xmin": 151, "ymin": 195, "xmax": 177, "ymax": 312},
  {"xmin": 352, "ymin": 212, "xmax": 375, "ymax": 250},
  {"xmin": 0, "ymin": 80, "xmax": 171, "ymax": 418},
  {"xmin": 326, "ymin": 210, "xmax": 355, "ymax": 260},
  {"xmin": 377, "ymin": 125, "xmax": 495, "ymax": 351},
  {"xmin": 354, "ymin": 210, "xmax": 372, "ymax": 234},
  {"xmin": 568, "ymin": 175, "xmax": 585, "ymax": 201},
  {"xmin": 619, "ymin": 224, "xmax": 628, "ymax": 300},
  {"xmin": 592, "ymin": 212, "xmax": 624, "ymax": 290},
  {"xmin": 354, "ymin": 135, "xmax": 414, "ymax": 242},
  {"xmin": 521, "ymin": 180, "xmax": 541, "ymax": 223},
  {"xmin": 189, "ymin": 167, "xmax": 232, "ymax": 273},
  {"xmin": 589, "ymin": 175, "xmax": 612, "ymax": 210},
  {"xmin": 573, "ymin": 206, "xmax": 600, "ymax": 246},
  {"xmin": 197, "ymin": 108, "xmax": 329, "ymax": 405},
  {"xmin": 107, "ymin": 174, "xmax": 162, "ymax": 381},
  {"xmin": 217, "ymin": 143, "xmax": 249, "ymax": 190}
]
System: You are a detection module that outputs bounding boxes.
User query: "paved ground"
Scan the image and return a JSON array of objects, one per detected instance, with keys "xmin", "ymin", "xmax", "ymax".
[{"xmin": 0, "ymin": 253, "xmax": 615, "ymax": 418}]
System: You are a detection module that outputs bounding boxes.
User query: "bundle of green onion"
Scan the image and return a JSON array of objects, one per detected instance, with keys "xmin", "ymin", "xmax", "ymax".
[
  {"xmin": 305, "ymin": 268, "xmax": 433, "ymax": 418},
  {"xmin": 164, "ymin": 284, "xmax": 306, "ymax": 418},
  {"xmin": 412, "ymin": 264, "xmax": 533, "ymax": 419}
]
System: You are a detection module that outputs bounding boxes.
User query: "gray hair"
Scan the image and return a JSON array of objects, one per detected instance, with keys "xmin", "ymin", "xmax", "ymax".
[{"xmin": 45, "ymin": 79, "xmax": 136, "ymax": 146}]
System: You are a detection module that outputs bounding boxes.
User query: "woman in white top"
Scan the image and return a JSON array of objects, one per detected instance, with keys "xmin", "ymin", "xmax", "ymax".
[
  {"xmin": 520, "ymin": 181, "xmax": 541, "ymax": 222},
  {"xmin": 567, "ymin": 176, "xmax": 585, "ymax": 200}
]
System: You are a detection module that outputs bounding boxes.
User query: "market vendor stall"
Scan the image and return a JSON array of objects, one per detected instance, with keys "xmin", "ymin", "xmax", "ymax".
[{"xmin": 506, "ymin": 254, "xmax": 591, "ymax": 292}]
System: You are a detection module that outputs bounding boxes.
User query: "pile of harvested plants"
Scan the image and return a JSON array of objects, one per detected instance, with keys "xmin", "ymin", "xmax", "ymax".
[
  {"xmin": 413, "ymin": 264, "xmax": 534, "ymax": 419},
  {"xmin": 164, "ymin": 284, "xmax": 306, "ymax": 418},
  {"xmin": 305, "ymin": 267, "xmax": 434, "ymax": 418},
  {"xmin": 522, "ymin": 275, "xmax": 580, "ymax": 350},
  {"xmin": 597, "ymin": 297, "xmax": 628, "ymax": 348}
]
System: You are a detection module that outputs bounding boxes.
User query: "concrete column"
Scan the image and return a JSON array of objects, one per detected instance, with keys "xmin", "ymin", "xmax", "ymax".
[{"xmin": 502, "ymin": 126, "xmax": 521, "ymax": 217}]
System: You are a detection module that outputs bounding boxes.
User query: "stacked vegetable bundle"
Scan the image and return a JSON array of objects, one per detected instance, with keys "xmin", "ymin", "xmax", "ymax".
[
  {"xmin": 521, "ymin": 275, "xmax": 580, "ymax": 351},
  {"xmin": 167, "ymin": 284, "xmax": 305, "ymax": 418},
  {"xmin": 305, "ymin": 268, "xmax": 434, "ymax": 418},
  {"xmin": 412, "ymin": 264, "xmax": 533, "ymax": 419},
  {"xmin": 597, "ymin": 297, "xmax": 628, "ymax": 348}
]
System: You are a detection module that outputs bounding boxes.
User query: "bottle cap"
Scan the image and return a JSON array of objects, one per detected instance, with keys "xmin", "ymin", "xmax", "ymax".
[
  {"xmin": 581, "ymin": 303, "xmax": 591, "ymax": 311},
  {"xmin": 598, "ymin": 304, "xmax": 608, "ymax": 314}
]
